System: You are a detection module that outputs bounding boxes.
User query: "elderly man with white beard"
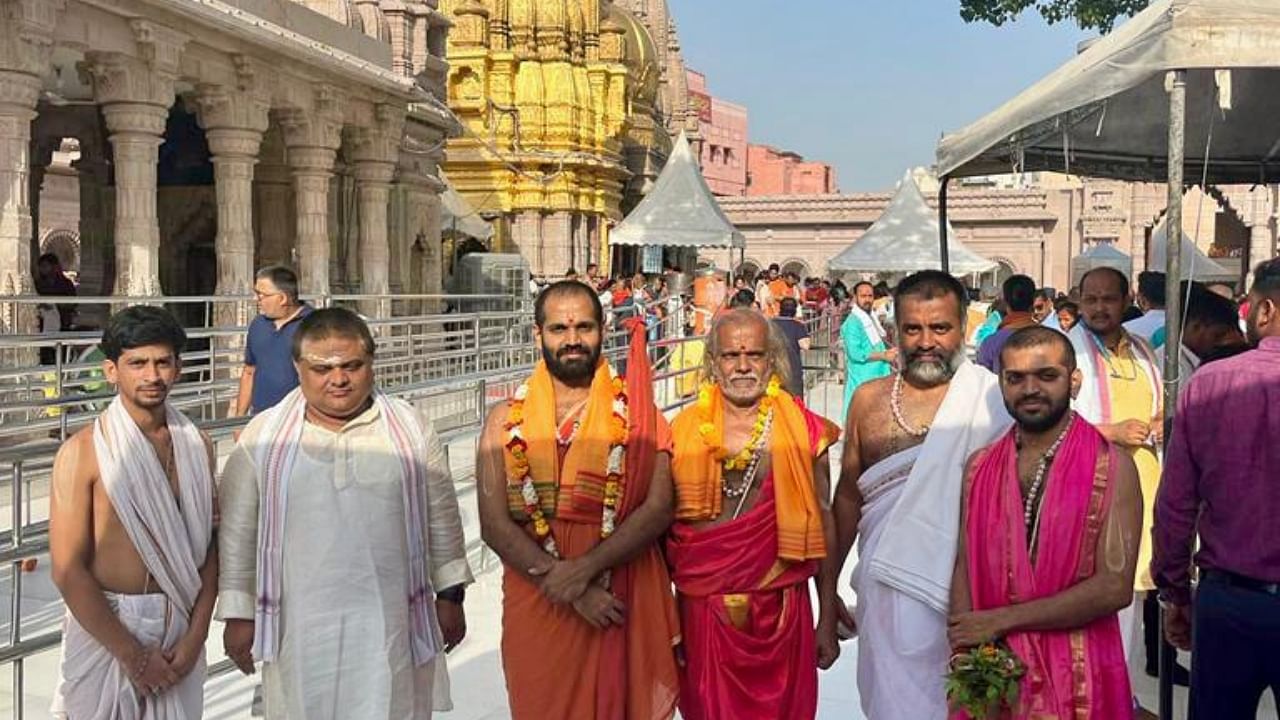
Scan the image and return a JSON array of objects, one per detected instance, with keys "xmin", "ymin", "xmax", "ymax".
[{"xmin": 831, "ymin": 271, "xmax": 1012, "ymax": 719}]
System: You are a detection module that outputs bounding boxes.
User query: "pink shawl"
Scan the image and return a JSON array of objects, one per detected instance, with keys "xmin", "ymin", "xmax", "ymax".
[{"xmin": 962, "ymin": 415, "xmax": 1131, "ymax": 719}]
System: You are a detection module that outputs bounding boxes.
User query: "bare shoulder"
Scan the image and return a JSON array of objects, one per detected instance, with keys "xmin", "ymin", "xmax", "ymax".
[
  {"xmin": 54, "ymin": 426, "xmax": 97, "ymax": 479},
  {"xmin": 481, "ymin": 400, "xmax": 512, "ymax": 441}
]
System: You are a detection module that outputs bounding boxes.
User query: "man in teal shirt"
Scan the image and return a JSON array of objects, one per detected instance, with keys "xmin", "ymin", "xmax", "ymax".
[{"xmin": 841, "ymin": 281, "xmax": 895, "ymax": 420}]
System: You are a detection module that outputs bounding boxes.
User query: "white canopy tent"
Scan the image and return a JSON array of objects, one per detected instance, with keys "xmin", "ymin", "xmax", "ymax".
[
  {"xmin": 610, "ymin": 132, "xmax": 745, "ymax": 275},
  {"xmin": 936, "ymin": 0, "xmax": 1280, "ymax": 185},
  {"xmin": 827, "ymin": 171, "xmax": 997, "ymax": 275},
  {"xmin": 933, "ymin": 5, "xmax": 1280, "ymax": 713},
  {"xmin": 1070, "ymin": 242, "xmax": 1133, "ymax": 288},
  {"xmin": 440, "ymin": 175, "xmax": 494, "ymax": 241},
  {"xmin": 1149, "ymin": 222, "xmax": 1237, "ymax": 283}
]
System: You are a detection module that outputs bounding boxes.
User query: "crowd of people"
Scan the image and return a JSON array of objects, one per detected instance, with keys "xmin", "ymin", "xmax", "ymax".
[{"xmin": 42, "ymin": 253, "xmax": 1279, "ymax": 720}]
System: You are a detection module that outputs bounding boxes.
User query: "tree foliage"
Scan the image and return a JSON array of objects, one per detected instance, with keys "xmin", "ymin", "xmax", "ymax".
[{"xmin": 959, "ymin": 0, "xmax": 1152, "ymax": 32}]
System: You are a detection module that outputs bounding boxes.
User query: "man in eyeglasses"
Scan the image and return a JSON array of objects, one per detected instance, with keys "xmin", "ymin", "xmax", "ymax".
[
  {"xmin": 232, "ymin": 266, "xmax": 313, "ymax": 417},
  {"xmin": 1067, "ymin": 267, "xmax": 1164, "ymax": 713}
]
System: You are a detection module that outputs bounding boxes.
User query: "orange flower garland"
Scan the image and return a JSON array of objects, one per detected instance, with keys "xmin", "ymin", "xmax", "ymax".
[{"xmin": 505, "ymin": 371, "xmax": 629, "ymax": 559}]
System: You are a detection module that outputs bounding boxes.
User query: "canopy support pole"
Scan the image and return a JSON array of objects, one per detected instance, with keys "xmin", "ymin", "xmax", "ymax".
[
  {"xmin": 938, "ymin": 175, "xmax": 951, "ymax": 274},
  {"xmin": 1158, "ymin": 68, "xmax": 1186, "ymax": 720}
]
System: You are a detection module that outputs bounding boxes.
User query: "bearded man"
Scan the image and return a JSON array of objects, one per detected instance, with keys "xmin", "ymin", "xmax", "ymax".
[
  {"xmin": 50, "ymin": 306, "xmax": 217, "ymax": 718},
  {"xmin": 477, "ymin": 280, "xmax": 680, "ymax": 719},
  {"xmin": 950, "ymin": 327, "xmax": 1141, "ymax": 718},
  {"xmin": 667, "ymin": 309, "xmax": 841, "ymax": 720},
  {"xmin": 832, "ymin": 270, "xmax": 1012, "ymax": 719},
  {"xmin": 219, "ymin": 308, "xmax": 472, "ymax": 718}
]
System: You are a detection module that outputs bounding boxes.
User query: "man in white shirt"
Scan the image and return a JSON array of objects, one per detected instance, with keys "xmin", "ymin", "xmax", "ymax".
[
  {"xmin": 1124, "ymin": 271, "xmax": 1167, "ymax": 347},
  {"xmin": 219, "ymin": 308, "xmax": 472, "ymax": 718}
]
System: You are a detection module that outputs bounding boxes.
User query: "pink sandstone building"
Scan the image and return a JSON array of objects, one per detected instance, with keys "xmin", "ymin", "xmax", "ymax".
[
  {"xmin": 687, "ymin": 69, "xmax": 749, "ymax": 196},
  {"xmin": 746, "ymin": 145, "xmax": 838, "ymax": 196}
]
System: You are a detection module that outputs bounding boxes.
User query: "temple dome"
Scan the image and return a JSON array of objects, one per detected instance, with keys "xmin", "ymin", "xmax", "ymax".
[
  {"xmin": 291, "ymin": 0, "xmax": 365, "ymax": 30},
  {"xmin": 606, "ymin": 5, "xmax": 659, "ymax": 104}
]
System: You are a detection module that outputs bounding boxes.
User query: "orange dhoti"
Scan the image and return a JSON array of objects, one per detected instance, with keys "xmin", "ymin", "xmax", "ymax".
[{"xmin": 502, "ymin": 521, "xmax": 679, "ymax": 720}]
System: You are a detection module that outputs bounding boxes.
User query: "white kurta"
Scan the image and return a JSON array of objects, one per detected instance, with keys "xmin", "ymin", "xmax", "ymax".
[{"xmin": 219, "ymin": 403, "xmax": 472, "ymax": 720}]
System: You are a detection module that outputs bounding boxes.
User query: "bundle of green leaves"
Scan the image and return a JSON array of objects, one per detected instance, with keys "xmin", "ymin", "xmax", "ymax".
[{"xmin": 945, "ymin": 642, "xmax": 1026, "ymax": 719}]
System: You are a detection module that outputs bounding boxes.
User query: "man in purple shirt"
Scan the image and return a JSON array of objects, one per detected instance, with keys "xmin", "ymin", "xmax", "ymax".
[
  {"xmin": 976, "ymin": 274, "xmax": 1039, "ymax": 373},
  {"xmin": 1153, "ymin": 256, "xmax": 1280, "ymax": 718}
]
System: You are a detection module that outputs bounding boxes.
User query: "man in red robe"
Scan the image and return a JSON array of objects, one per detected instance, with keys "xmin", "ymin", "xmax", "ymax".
[
  {"xmin": 668, "ymin": 308, "xmax": 841, "ymax": 720},
  {"xmin": 949, "ymin": 327, "xmax": 1142, "ymax": 718}
]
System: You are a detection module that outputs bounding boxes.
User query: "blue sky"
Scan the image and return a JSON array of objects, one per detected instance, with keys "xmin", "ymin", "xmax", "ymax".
[{"xmin": 670, "ymin": 1, "xmax": 1106, "ymax": 191}]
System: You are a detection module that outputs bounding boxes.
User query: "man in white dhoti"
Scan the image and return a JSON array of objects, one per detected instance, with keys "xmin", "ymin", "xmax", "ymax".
[
  {"xmin": 50, "ymin": 306, "xmax": 218, "ymax": 719},
  {"xmin": 219, "ymin": 307, "xmax": 473, "ymax": 719},
  {"xmin": 831, "ymin": 271, "xmax": 1011, "ymax": 719}
]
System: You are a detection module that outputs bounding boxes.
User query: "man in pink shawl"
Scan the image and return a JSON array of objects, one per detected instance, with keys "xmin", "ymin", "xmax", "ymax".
[{"xmin": 949, "ymin": 327, "xmax": 1142, "ymax": 718}]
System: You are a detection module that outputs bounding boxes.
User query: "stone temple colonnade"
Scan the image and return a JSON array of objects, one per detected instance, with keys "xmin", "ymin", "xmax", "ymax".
[{"xmin": 1, "ymin": 0, "xmax": 457, "ymax": 333}]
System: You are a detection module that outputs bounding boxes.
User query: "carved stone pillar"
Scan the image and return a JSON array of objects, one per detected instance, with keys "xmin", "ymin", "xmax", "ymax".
[
  {"xmin": 277, "ymin": 93, "xmax": 343, "ymax": 297},
  {"xmin": 1, "ymin": 0, "xmax": 66, "ymax": 338},
  {"xmin": 194, "ymin": 80, "xmax": 269, "ymax": 326},
  {"xmin": 348, "ymin": 104, "xmax": 404, "ymax": 317},
  {"xmin": 254, "ymin": 128, "xmax": 294, "ymax": 267},
  {"xmin": 1249, "ymin": 222, "xmax": 1275, "ymax": 287},
  {"xmin": 0, "ymin": 72, "xmax": 40, "ymax": 334},
  {"xmin": 83, "ymin": 24, "xmax": 188, "ymax": 297}
]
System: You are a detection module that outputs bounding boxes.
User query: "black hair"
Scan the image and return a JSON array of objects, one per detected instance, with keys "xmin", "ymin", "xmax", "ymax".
[
  {"xmin": 534, "ymin": 280, "xmax": 604, "ymax": 327},
  {"xmin": 1000, "ymin": 325, "xmax": 1076, "ymax": 371},
  {"xmin": 729, "ymin": 288, "xmax": 757, "ymax": 308},
  {"xmin": 893, "ymin": 270, "xmax": 969, "ymax": 318},
  {"xmin": 1056, "ymin": 300, "xmax": 1080, "ymax": 318},
  {"xmin": 1184, "ymin": 282, "xmax": 1239, "ymax": 330},
  {"xmin": 38, "ymin": 252, "xmax": 60, "ymax": 267},
  {"xmin": 255, "ymin": 265, "xmax": 300, "ymax": 304},
  {"xmin": 1137, "ymin": 271, "xmax": 1166, "ymax": 307},
  {"xmin": 852, "ymin": 281, "xmax": 874, "ymax": 295},
  {"xmin": 1253, "ymin": 258, "xmax": 1280, "ymax": 300},
  {"xmin": 291, "ymin": 307, "xmax": 376, "ymax": 360},
  {"xmin": 778, "ymin": 297, "xmax": 799, "ymax": 317},
  {"xmin": 101, "ymin": 305, "xmax": 187, "ymax": 362},
  {"xmin": 1079, "ymin": 267, "xmax": 1130, "ymax": 297},
  {"xmin": 1002, "ymin": 274, "xmax": 1036, "ymax": 312}
]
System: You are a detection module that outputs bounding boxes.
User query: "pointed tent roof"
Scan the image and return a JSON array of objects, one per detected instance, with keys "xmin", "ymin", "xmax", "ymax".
[
  {"xmin": 609, "ymin": 133, "xmax": 745, "ymax": 248},
  {"xmin": 827, "ymin": 172, "xmax": 997, "ymax": 274},
  {"xmin": 1071, "ymin": 242, "xmax": 1133, "ymax": 287},
  {"xmin": 1149, "ymin": 222, "xmax": 1236, "ymax": 282}
]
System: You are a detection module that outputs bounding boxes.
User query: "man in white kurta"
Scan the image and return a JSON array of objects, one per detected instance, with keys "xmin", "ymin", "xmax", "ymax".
[{"xmin": 218, "ymin": 308, "xmax": 472, "ymax": 719}]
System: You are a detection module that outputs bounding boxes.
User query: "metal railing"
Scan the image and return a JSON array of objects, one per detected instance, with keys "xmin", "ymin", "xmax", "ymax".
[{"xmin": 0, "ymin": 294, "xmax": 845, "ymax": 719}]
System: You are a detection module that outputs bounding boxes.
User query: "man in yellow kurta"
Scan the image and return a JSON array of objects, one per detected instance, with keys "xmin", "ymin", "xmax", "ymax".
[{"xmin": 1068, "ymin": 268, "xmax": 1163, "ymax": 679}]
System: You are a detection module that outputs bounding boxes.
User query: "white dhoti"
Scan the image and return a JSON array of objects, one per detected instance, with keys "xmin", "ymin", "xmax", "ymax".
[
  {"xmin": 852, "ymin": 447, "xmax": 951, "ymax": 719},
  {"xmin": 851, "ymin": 362, "xmax": 1011, "ymax": 719},
  {"xmin": 52, "ymin": 593, "xmax": 205, "ymax": 719}
]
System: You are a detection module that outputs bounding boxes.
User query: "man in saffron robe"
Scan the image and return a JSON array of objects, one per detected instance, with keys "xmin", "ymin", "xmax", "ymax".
[
  {"xmin": 477, "ymin": 281, "xmax": 680, "ymax": 720},
  {"xmin": 949, "ymin": 327, "xmax": 1141, "ymax": 719},
  {"xmin": 668, "ymin": 309, "xmax": 841, "ymax": 720}
]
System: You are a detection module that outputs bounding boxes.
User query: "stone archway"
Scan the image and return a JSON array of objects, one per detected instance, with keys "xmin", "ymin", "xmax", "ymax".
[
  {"xmin": 40, "ymin": 229, "xmax": 81, "ymax": 276},
  {"xmin": 735, "ymin": 258, "xmax": 761, "ymax": 280},
  {"xmin": 780, "ymin": 258, "xmax": 811, "ymax": 279}
]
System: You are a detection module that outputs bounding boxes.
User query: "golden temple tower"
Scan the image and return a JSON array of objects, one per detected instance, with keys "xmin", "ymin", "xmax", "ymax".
[{"xmin": 440, "ymin": 0, "xmax": 692, "ymax": 277}]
